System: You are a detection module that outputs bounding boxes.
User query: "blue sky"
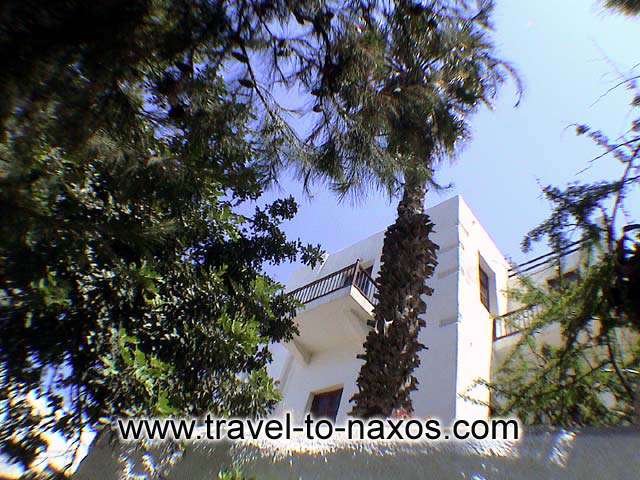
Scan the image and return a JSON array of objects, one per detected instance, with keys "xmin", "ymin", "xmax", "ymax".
[{"xmin": 261, "ymin": 0, "xmax": 639, "ymax": 285}]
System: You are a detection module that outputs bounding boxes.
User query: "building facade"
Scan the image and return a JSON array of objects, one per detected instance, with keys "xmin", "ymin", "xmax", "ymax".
[{"xmin": 267, "ymin": 195, "xmax": 575, "ymax": 425}]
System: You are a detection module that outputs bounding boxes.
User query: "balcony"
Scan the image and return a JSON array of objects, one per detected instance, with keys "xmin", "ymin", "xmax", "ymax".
[
  {"xmin": 289, "ymin": 261, "xmax": 378, "ymax": 306},
  {"xmin": 493, "ymin": 304, "xmax": 542, "ymax": 340},
  {"xmin": 285, "ymin": 262, "xmax": 378, "ymax": 362}
]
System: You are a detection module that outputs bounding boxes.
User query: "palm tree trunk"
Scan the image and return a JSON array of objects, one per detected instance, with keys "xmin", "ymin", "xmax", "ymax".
[{"xmin": 350, "ymin": 171, "xmax": 438, "ymax": 418}]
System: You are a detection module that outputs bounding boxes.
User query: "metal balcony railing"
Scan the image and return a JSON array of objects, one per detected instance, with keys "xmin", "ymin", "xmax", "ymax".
[
  {"xmin": 493, "ymin": 304, "xmax": 542, "ymax": 340},
  {"xmin": 288, "ymin": 261, "xmax": 378, "ymax": 307}
]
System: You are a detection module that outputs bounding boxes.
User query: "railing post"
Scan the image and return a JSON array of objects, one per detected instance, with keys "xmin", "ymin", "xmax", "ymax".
[
  {"xmin": 352, "ymin": 259, "xmax": 359, "ymax": 287},
  {"xmin": 492, "ymin": 317, "xmax": 497, "ymax": 341}
]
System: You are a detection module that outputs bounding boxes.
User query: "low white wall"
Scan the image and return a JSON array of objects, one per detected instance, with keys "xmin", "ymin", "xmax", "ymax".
[{"xmin": 75, "ymin": 427, "xmax": 640, "ymax": 480}]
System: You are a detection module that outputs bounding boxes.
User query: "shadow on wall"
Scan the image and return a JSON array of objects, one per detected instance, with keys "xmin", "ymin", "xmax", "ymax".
[{"xmin": 75, "ymin": 427, "xmax": 640, "ymax": 479}]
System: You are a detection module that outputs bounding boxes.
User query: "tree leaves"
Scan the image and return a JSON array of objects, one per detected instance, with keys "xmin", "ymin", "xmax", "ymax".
[{"xmin": 0, "ymin": 1, "xmax": 330, "ymax": 473}]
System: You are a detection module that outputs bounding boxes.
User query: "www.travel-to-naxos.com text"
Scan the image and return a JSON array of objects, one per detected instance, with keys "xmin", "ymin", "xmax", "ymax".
[{"xmin": 116, "ymin": 413, "xmax": 520, "ymax": 443}]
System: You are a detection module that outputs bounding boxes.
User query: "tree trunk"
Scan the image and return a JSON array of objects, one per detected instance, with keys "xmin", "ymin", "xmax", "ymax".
[{"xmin": 350, "ymin": 172, "xmax": 438, "ymax": 418}]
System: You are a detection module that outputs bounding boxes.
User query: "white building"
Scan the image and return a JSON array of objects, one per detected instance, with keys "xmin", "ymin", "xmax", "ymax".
[{"xmin": 267, "ymin": 195, "xmax": 576, "ymax": 425}]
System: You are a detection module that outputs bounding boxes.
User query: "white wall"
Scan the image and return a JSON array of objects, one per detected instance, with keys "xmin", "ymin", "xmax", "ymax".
[
  {"xmin": 454, "ymin": 197, "xmax": 510, "ymax": 419},
  {"xmin": 272, "ymin": 344, "xmax": 365, "ymax": 424},
  {"xmin": 412, "ymin": 196, "xmax": 464, "ymax": 423}
]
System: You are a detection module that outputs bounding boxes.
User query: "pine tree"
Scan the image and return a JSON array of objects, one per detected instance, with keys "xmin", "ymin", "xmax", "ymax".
[{"xmin": 485, "ymin": 80, "xmax": 640, "ymax": 427}]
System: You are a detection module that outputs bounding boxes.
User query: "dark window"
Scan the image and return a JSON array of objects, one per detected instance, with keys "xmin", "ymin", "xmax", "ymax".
[
  {"xmin": 309, "ymin": 388, "xmax": 343, "ymax": 421},
  {"xmin": 547, "ymin": 270, "xmax": 579, "ymax": 290},
  {"xmin": 479, "ymin": 266, "xmax": 490, "ymax": 311}
]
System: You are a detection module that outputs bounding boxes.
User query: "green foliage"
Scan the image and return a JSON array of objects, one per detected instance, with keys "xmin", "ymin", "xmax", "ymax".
[
  {"xmin": 0, "ymin": 0, "xmax": 346, "ymax": 474},
  {"xmin": 486, "ymin": 256, "xmax": 640, "ymax": 426},
  {"xmin": 487, "ymin": 82, "xmax": 640, "ymax": 427},
  {"xmin": 602, "ymin": 0, "xmax": 640, "ymax": 15},
  {"xmin": 299, "ymin": 0, "xmax": 520, "ymax": 199},
  {"xmin": 218, "ymin": 467, "xmax": 255, "ymax": 480}
]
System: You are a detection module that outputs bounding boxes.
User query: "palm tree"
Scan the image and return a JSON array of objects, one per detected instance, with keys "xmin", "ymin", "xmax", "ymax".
[{"xmin": 297, "ymin": 0, "xmax": 519, "ymax": 417}]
